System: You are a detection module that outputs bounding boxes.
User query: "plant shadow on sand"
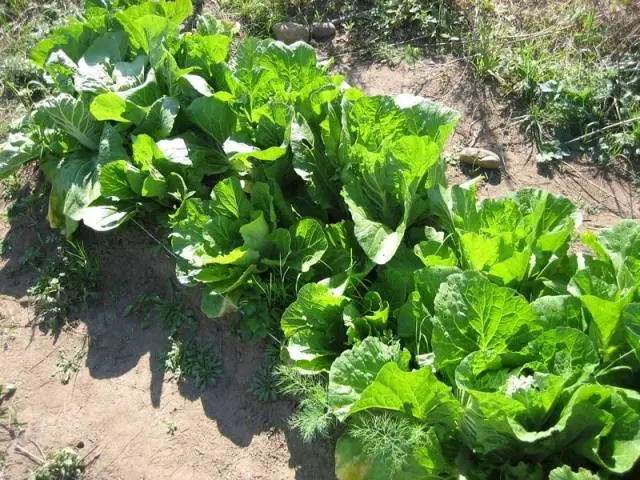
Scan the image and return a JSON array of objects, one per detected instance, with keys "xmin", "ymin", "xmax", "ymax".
[{"xmin": 0, "ymin": 174, "xmax": 335, "ymax": 479}]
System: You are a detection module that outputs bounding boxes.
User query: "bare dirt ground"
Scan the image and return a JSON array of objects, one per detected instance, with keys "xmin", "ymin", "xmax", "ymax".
[{"xmin": 1, "ymin": 44, "xmax": 639, "ymax": 480}]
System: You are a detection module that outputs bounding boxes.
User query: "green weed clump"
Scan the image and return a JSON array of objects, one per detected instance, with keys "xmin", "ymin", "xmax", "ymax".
[
  {"xmin": 127, "ymin": 293, "xmax": 223, "ymax": 388},
  {"xmin": 465, "ymin": 0, "xmax": 640, "ymax": 168},
  {"xmin": 29, "ymin": 448, "xmax": 85, "ymax": 480},
  {"xmin": 0, "ymin": 1, "xmax": 81, "ymax": 99},
  {"xmin": 28, "ymin": 240, "xmax": 97, "ymax": 335},
  {"xmin": 164, "ymin": 338, "xmax": 223, "ymax": 388}
]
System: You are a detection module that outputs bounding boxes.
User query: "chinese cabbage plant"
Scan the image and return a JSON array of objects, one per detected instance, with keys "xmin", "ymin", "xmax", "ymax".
[{"xmin": 1, "ymin": 1, "xmax": 639, "ymax": 479}]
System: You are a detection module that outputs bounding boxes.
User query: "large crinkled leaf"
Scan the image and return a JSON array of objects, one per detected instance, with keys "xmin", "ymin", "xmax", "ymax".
[
  {"xmin": 281, "ymin": 283, "xmax": 350, "ymax": 373},
  {"xmin": 0, "ymin": 132, "xmax": 42, "ymax": 178},
  {"xmin": 459, "ymin": 383, "xmax": 640, "ymax": 473},
  {"xmin": 431, "ymin": 271, "xmax": 540, "ymax": 380},
  {"xmin": 522, "ymin": 327, "xmax": 600, "ymax": 382},
  {"xmin": 135, "ymin": 96, "xmax": 180, "ymax": 139},
  {"xmin": 349, "ymin": 363, "xmax": 460, "ymax": 431},
  {"xmin": 31, "ymin": 19, "xmax": 101, "ymax": 68},
  {"xmin": 290, "ymin": 113, "xmax": 344, "ymax": 211},
  {"xmin": 116, "ymin": 14, "xmax": 177, "ymax": 66},
  {"xmin": 99, "ymin": 160, "xmax": 144, "ymax": 201},
  {"xmin": 42, "ymin": 124, "xmax": 128, "ymax": 235},
  {"xmin": 288, "ymin": 218, "xmax": 328, "ymax": 272},
  {"xmin": 560, "ymin": 385, "xmax": 640, "ymax": 474},
  {"xmin": 328, "ymin": 337, "xmax": 409, "ymax": 420},
  {"xmin": 178, "ymin": 33, "xmax": 232, "ymax": 81},
  {"xmin": 90, "ymin": 92, "xmax": 147, "ymax": 124},
  {"xmin": 584, "ymin": 220, "xmax": 640, "ymax": 269},
  {"xmin": 531, "ymin": 295, "xmax": 584, "ymax": 330},
  {"xmin": 187, "ymin": 93, "xmax": 237, "ymax": 144},
  {"xmin": 394, "ymin": 93, "xmax": 459, "ymax": 148},
  {"xmin": 35, "ymin": 93, "xmax": 101, "ymax": 150},
  {"xmin": 158, "ymin": 0, "xmax": 193, "ymax": 24},
  {"xmin": 582, "ymin": 293, "xmax": 635, "ymax": 357},
  {"xmin": 234, "ymin": 39, "xmax": 342, "ymax": 120},
  {"xmin": 412, "ymin": 265, "xmax": 462, "ymax": 314},
  {"xmin": 210, "ymin": 175, "xmax": 252, "ymax": 219},
  {"xmin": 569, "ymin": 222, "xmax": 640, "ymax": 360},
  {"xmin": 73, "ymin": 31, "xmax": 129, "ymax": 93},
  {"xmin": 431, "ymin": 187, "xmax": 580, "ymax": 291},
  {"xmin": 581, "ymin": 220, "xmax": 640, "ymax": 293}
]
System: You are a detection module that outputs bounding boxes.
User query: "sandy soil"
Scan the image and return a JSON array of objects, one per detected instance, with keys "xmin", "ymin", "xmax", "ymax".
[{"xmin": 1, "ymin": 28, "xmax": 639, "ymax": 480}]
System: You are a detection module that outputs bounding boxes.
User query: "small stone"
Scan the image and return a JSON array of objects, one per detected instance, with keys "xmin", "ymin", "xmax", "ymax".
[
  {"xmin": 272, "ymin": 22, "xmax": 309, "ymax": 44},
  {"xmin": 458, "ymin": 147, "xmax": 501, "ymax": 169},
  {"xmin": 311, "ymin": 21, "xmax": 336, "ymax": 40}
]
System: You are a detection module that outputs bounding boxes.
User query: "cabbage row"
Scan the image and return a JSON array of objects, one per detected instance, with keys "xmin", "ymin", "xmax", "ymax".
[{"xmin": 1, "ymin": 1, "xmax": 639, "ymax": 479}]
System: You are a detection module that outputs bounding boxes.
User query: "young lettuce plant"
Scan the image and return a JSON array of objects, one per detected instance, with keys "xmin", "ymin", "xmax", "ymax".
[
  {"xmin": 429, "ymin": 185, "xmax": 582, "ymax": 296},
  {"xmin": 169, "ymin": 176, "xmax": 370, "ymax": 319},
  {"xmin": 569, "ymin": 220, "xmax": 640, "ymax": 374},
  {"xmin": 292, "ymin": 89, "xmax": 459, "ymax": 264}
]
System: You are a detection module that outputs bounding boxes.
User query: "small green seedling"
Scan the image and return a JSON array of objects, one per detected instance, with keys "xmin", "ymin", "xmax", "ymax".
[
  {"xmin": 165, "ymin": 420, "xmax": 177, "ymax": 436},
  {"xmin": 54, "ymin": 347, "xmax": 85, "ymax": 385},
  {"xmin": 249, "ymin": 366, "xmax": 279, "ymax": 402}
]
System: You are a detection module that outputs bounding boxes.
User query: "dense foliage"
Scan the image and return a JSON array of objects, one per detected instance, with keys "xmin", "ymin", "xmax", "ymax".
[{"xmin": 1, "ymin": 1, "xmax": 639, "ymax": 478}]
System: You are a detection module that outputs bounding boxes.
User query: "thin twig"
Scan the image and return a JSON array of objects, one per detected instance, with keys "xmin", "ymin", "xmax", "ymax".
[
  {"xmin": 14, "ymin": 444, "xmax": 44, "ymax": 465},
  {"xmin": 565, "ymin": 116, "xmax": 640, "ymax": 144},
  {"xmin": 560, "ymin": 160, "xmax": 615, "ymax": 199},
  {"xmin": 93, "ymin": 427, "xmax": 145, "ymax": 476},
  {"xmin": 131, "ymin": 219, "xmax": 181, "ymax": 262},
  {"xmin": 31, "ymin": 440, "xmax": 46, "ymax": 461},
  {"xmin": 28, "ymin": 347, "xmax": 58, "ymax": 371}
]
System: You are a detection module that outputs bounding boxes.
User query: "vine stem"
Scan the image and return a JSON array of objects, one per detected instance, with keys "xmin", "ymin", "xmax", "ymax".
[{"xmin": 131, "ymin": 219, "xmax": 181, "ymax": 263}]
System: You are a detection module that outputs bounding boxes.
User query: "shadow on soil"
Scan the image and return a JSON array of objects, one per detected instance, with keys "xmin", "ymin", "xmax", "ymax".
[{"xmin": 0, "ymin": 174, "xmax": 335, "ymax": 480}]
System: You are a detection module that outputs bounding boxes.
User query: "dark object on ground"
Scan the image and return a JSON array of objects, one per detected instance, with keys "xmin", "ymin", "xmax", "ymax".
[
  {"xmin": 459, "ymin": 147, "xmax": 501, "ymax": 169},
  {"xmin": 311, "ymin": 22, "xmax": 336, "ymax": 40},
  {"xmin": 273, "ymin": 22, "xmax": 310, "ymax": 44}
]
